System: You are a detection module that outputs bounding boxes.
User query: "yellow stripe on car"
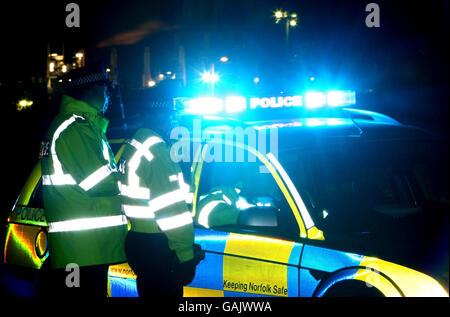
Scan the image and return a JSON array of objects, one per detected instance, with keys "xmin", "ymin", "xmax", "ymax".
[
  {"xmin": 355, "ymin": 257, "xmax": 449, "ymax": 297},
  {"xmin": 223, "ymin": 233, "xmax": 295, "ymax": 296}
]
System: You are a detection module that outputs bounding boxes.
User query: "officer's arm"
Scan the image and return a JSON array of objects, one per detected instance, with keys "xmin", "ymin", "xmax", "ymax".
[
  {"xmin": 57, "ymin": 122, "xmax": 120, "ymax": 197},
  {"xmin": 143, "ymin": 142, "xmax": 195, "ymax": 263}
]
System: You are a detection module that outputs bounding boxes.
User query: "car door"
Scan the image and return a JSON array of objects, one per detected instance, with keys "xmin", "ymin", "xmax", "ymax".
[
  {"xmin": 184, "ymin": 141, "xmax": 305, "ymax": 297},
  {"xmin": 4, "ymin": 162, "xmax": 48, "ymax": 270}
]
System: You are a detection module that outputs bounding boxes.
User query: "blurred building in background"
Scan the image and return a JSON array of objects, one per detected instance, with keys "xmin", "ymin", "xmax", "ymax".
[{"xmin": 46, "ymin": 46, "xmax": 85, "ymax": 93}]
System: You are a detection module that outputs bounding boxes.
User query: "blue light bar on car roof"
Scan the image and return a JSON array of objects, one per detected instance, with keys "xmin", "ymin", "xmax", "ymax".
[{"xmin": 175, "ymin": 90, "xmax": 356, "ymax": 115}]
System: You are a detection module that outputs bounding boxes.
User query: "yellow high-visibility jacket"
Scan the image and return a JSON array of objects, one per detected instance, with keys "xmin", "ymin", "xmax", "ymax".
[
  {"xmin": 41, "ymin": 95, "xmax": 128, "ymax": 269},
  {"xmin": 118, "ymin": 128, "xmax": 195, "ymax": 263},
  {"xmin": 195, "ymin": 186, "xmax": 241, "ymax": 229}
]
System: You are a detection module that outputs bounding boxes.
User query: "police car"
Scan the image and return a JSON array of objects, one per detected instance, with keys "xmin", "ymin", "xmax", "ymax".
[{"xmin": 2, "ymin": 90, "xmax": 449, "ymax": 297}]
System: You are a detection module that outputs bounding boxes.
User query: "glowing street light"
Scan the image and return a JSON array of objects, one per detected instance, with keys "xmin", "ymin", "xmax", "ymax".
[
  {"xmin": 147, "ymin": 80, "xmax": 156, "ymax": 87},
  {"xmin": 201, "ymin": 71, "xmax": 219, "ymax": 83},
  {"xmin": 220, "ymin": 56, "xmax": 229, "ymax": 63},
  {"xmin": 17, "ymin": 99, "xmax": 33, "ymax": 111},
  {"xmin": 273, "ymin": 9, "xmax": 299, "ymax": 49}
]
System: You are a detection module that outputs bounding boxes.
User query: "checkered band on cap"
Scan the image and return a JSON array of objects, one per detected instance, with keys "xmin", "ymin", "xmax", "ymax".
[
  {"xmin": 148, "ymin": 100, "xmax": 173, "ymax": 109},
  {"xmin": 63, "ymin": 71, "xmax": 109, "ymax": 88}
]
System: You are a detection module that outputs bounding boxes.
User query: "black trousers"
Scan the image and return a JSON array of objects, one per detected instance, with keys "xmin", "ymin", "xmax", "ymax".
[
  {"xmin": 36, "ymin": 260, "xmax": 109, "ymax": 297},
  {"xmin": 125, "ymin": 231, "xmax": 183, "ymax": 297}
]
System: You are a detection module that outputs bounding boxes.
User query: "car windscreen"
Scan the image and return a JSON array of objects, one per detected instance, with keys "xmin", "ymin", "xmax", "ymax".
[{"xmin": 277, "ymin": 138, "xmax": 449, "ymax": 236}]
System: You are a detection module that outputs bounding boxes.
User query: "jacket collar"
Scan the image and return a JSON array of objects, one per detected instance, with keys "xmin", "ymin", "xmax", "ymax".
[{"xmin": 60, "ymin": 95, "xmax": 109, "ymax": 134}]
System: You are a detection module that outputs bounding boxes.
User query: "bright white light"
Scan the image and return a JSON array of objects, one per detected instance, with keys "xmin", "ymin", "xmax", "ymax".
[
  {"xmin": 253, "ymin": 77, "xmax": 260, "ymax": 83},
  {"xmin": 275, "ymin": 11, "xmax": 283, "ymax": 19},
  {"xmin": 201, "ymin": 72, "xmax": 219, "ymax": 83},
  {"xmin": 327, "ymin": 90, "xmax": 356, "ymax": 107},
  {"xmin": 75, "ymin": 52, "xmax": 83, "ymax": 58},
  {"xmin": 220, "ymin": 56, "xmax": 229, "ymax": 63},
  {"xmin": 236, "ymin": 197, "xmax": 255, "ymax": 210},
  {"xmin": 290, "ymin": 19, "xmax": 297, "ymax": 27},
  {"xmin": 49, "ymin": 62, "xmax": 55, "ymax": 72},
  {"xmin": 306, "ymin": 118, "xmax": 326, "ymax": 127},
  {"xmin": 61, "ymin": 65, "xmax": 68, "ymax": 73},
  {"xmin": 305, "ymin": 92, "xmax": 326, "ymax": 108},
  {"xmin": 225, "ymin": 96, "xmax": 247, "ymax": 113},
  {"xmin": 185, "ymin": 97, "xmax": 224, "ymax": 115},
  {"xmin": 326, "ymin": 118, "xmax": 345, "ymax": 126},
  {"xmin": 148, "ymin": 80, "xmax": 156, "ymax": 87},
  {"xmin": 310, "ymin": 76, "xmax": 315, "ymax": 81},
  {"xmin": 158, "ymin": 73, "xmax": 165, "ymax": 80}
]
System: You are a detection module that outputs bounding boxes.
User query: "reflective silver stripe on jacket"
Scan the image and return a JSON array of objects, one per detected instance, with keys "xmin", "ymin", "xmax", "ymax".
[
  {"xmin": 48, "ymin": 215, "xmax": 127, "ymax": 233},
  {"xmin": 122, "ymin": 205, "xmax": 156, "ymax": 219},
  {"xmin": 156, "ymin": 211, "xmax": 193, "ymax": 231},
  {"xmin": 42, "ymin": 174, "xmax": 76, "ymax": 186},
  {"xmin": 79, "ymin": 164, "xmax": 117, "ymax": 191},
  {"xmin": 123, "ymin": 188, "xmax": 187, "ymax": 219},
  {"xmin": 169, "ymin": 172, "xmax": 193, "ymax": 204},
  {"xmin": 197, "ymin": 200, "xmax": 228, "ymax": 229},
  {"xmin": 42, "ymin": 115, "xmax": 117, "ymax": 191},
  {"xmin": 119, "ymin": 137, "xmax": 163, "ymax": 200},
  {"xmin": 42, "ymin": 115, "xmax": 83, "ymax": 186}
]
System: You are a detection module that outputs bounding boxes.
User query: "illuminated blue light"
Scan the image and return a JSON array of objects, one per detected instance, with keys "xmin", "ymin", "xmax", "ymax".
[
  {"xmin": 236, "ymin": 197, "xmax": 255, "ymax": 210},
  {"xmin": 201, "ymin": 72, "xmax": 219, "ymax": 83},
  {"xmin": 305, "ymin": 92, "xmax": 326, "ymax": 108},
  {"xmin": 250, "ymin": 96, "xmax": 302, "ymax": 109},
  {"xmin": 225, "ymin": 96, "xmax": 247, "ymax": 113},
  {"xmin": 109, "ymin": 276, "xmax": 138, "ymax": 297},
  {"xmin": 306, "ymin": 118, "xmax": 326, "ymax": 127},
  {"xmin": 177, "ymin": 90, "xmax": 356, "ymax": 115},
  {"xmin": 326, "ymin": 90, "xmax": 356, "ymax": 107},
  {"xmin": 326, "ymin": 118, "xmax": 346, "ymax": 126},
  {"xmin": 185, "ymin": 97, "xmax": 224, "ymax": 114}
]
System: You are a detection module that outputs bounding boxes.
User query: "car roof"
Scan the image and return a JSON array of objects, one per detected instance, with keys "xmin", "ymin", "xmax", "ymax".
[{"xmin": 108, "ymin": 108, "xmax": 438, "ymax": 151}]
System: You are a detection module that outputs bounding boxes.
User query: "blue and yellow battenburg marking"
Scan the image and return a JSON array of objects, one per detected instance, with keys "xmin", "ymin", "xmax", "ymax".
[
  {"xmin": 184, "ymin": 229, "xmax": 303, "ymax": 297},
  {"xmin": 107, "ymin": 263, "xmax": 139, "ymax": 297},
  {"xmin": 108, "ymin": 228, "xmax": 304, "ymax": 297}
]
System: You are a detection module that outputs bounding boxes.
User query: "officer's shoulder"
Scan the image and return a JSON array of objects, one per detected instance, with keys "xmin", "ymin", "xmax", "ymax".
[
  {"xmin": 56, "ymin": 114, "xmax": 95, "ymax": 141},
  {"xmin": 134, "ymin": 128, "xmax": 165, "ymax": 143}
]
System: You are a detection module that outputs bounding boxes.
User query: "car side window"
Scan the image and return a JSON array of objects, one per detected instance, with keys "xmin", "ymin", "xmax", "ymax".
[{"xmin": 195, "ymin": 146, "xmax": 299, "ymax": 240}]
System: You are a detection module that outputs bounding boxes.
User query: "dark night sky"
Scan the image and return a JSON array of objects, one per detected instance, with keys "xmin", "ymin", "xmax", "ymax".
[
  {"xmin": 0, "ymin": 0, "xmax": 448, "ymax": 83},
  {"xmin": 0, "ymin": 0, "xmax": 448, "ymax": 215}
]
